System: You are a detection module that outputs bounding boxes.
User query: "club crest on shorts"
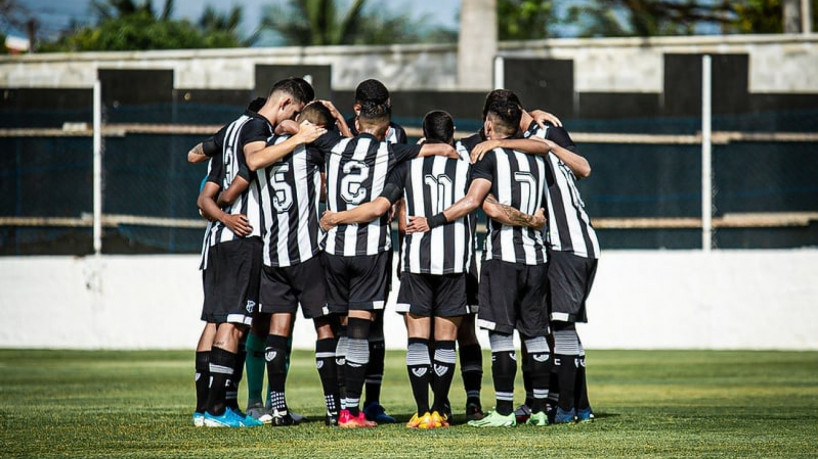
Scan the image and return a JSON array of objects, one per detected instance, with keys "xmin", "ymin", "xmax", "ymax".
[
  {"xmin": 245, "ymin": 300, "xmax": 256, "ymax": 314},
  {"xmin": 316, "ymin": 360, "xmax": 324, "ymax": 369}
]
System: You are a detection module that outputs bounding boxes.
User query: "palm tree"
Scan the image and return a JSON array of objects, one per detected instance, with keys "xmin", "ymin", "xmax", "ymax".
[{"xmin": 90, "ymin": 0, "xmax": 175, "ymax": 23}]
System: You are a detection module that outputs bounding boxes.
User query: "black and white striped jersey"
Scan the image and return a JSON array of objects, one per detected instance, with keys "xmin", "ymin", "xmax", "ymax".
[
  {"xmin": 315, "ymin": 131, "xmax": 421, "ymax": 256},
  {"xmin": 258, "ymin": 134, "xmax": 325, "ymax": 268},
  {"xmin": 525, "ymin": 122, "xmax": 600, "ymax": 259},
  {"xmin": 389, "ymin": 154, "xmax": 473, "ymax": 274},
  {"xmin": 471, "ymin": 147, "xmax": 548, "ymax": 266},
  {"xmin": 204, "ymin": 111, "xmax": 272, "ymax": 246}
]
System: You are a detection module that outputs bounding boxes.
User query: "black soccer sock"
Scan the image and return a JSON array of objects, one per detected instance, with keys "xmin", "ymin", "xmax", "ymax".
[
  {"xmin": 335, "ymin": 326, "xmax": 348, "ymax": 405},
  {"xmin": 459, "ymin": 343, "xmax": 483, "ymax": 406},
  {"xmin": 431, "ymin": 340, "xmax": 457, "ymax": 414},
  {"xmin": 364, "ymin": 313, "xmax": 385, "ymax": 406},
  {"xmin": 316, "ymin": 338, "xmax": 340, "ymax": 416},
  {"xmin": 344, "ymin": 317, "xmax": 371, "ymax": 416},
  {"xmin": 522, "ymin": 335, "xmax": 551, "ymax": 414},
  {"xmin": 520, "ymin": 339, "xmax": 534, "ymax": 407},
  {"xmin": 206, "ymin": 346, "xmax": 237, "ymax": 416},
  {"xmin": 225, "ymin": 334, "xmax": 247, "ymax": 411},
  {"xmin": 265, "ymin": 334, "xmax": 289, "ymax": 411},
  {"xmin": 406, "ymin": 338, "xmax": 432, "ymax": 414},
  {"xmin": 195, "ymin": 351, "xmax": 210, "ymax": 414},
  {"xmin": 489, "ymin": 332, "xmax": 517, "ymax": 416},
  {"xmin": 553, "ymin": 322, "xmax": 580, "ymax": 412},
  {"xmin": 575, "ymin": 339, "xmax": 591, "ymax": 411}
]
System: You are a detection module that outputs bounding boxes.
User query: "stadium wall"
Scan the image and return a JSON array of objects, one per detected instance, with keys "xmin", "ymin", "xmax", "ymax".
[{"xmin": 2, "ymin": 249, "xmax": 816, "ymax": 350}]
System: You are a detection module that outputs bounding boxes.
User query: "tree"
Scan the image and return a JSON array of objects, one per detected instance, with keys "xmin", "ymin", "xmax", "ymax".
[
  {"xmin": 259, "ymin": 0, "xmax": 455, "ymax": 46},
  {"xmin": 37, "ymin": 0, "xmax": 247, "ymax": 52},
  {"xmin": 498, "ymin": 0, "xmax": 557, "ymax": 40}
]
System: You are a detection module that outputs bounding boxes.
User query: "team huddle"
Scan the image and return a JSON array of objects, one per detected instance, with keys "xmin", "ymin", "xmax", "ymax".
[{"xmin": 188, "ymin": 77, "xmax": 600, "ymax": 429}]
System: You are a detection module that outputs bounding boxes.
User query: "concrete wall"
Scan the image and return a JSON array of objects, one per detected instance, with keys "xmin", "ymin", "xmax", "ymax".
[
  {"xmin": 2, "ymin": 250, "xmax": 816, "ymax": 350},
  {"xmin": 2, "ymin": 35, "xmax": 816, "ymax": 93}
]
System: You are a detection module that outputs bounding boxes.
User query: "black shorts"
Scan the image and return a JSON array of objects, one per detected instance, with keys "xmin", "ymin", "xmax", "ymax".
[
  {"xmin": 477, "ymin": 259, "xmax": 548, "ymax": 337},
  {"xmin": 547, "ymin": 251, "xmax": 598, "ymax": 323},
  {"xmin": 259, "ymin": 256, "xmax": 330, "ymax": 319},
  {"xmin": 323, "ymin": 251, "xmax": 390, "ymax": 314},
  {"xmin": 466, "ymin": 269, "xmax": 479, "ymax": 314},
  {"xmin": 396, "ymin": 272, "xmax": 468, "ymax": 318},
  {"xmin": 201, "ymin": 237, "xmax": 262, "ymax": 325}
]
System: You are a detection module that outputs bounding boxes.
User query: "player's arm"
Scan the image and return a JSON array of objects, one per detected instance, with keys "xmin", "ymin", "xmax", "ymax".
[
  {"xmin": 187, "ymin": 135, "xmax": 221, "ymax": 164},
  {"xmin": 245, "ymin": 122, "xmax": 327, "ymax": 171},
  {"xmin": 417, "ymin": 142, "xmax": 459, "ymax": 159},
  {"xmin": 197, "ymin": 182, "xmax": 253, "ymax": 237},
  {"xmin": 275, "ymin": 119, "xmax": 300, "ymax": 135},
  {"xmin": 544, "ymin": 127, "xmax": 591, "ymax": 179},
  {"xmin": 482, "ymin": 194, "xmax": 546, "ymax": 230},
  {"xmin": 405, "ymin": 178, "xmax": 492, "ymax": 233},
  {"xmin": 216, "ymin": 175, "xmax": 251, "ymax": 208},
  {"xmin": 524, "ymin": 109, "xmax": 562, "ymax": 129},
  {"xmin": 320, "ymin": 197, "xmax": 393, "ymax": 231},
  {"xmin": 470, "ymin": 137, "xmax": 550, "ymax": 163}
]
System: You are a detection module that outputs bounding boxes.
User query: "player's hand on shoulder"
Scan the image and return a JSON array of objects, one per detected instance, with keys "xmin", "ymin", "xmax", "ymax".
[
  {"xmin": 530, "ymin": 109, "xmax": 562, "ymax": 128},
  {"xmin": 532, "ymin": 208, "xmax": 546, "ymax": 230},
  {"xmin": 405, "ymin": 216, "xmax": 431, "ymax": 233},
  {"xmin": 471, "ymin": 140, "xmax": 500, "ymax": 163},
  {"xmin": 276, "ymin": 119, "xmax": 300, "ymax": 136}
]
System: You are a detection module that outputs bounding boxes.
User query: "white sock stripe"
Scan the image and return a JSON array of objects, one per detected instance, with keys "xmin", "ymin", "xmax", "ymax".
[
  {"xmin": 533, "ymin": 389, "xmax": 549, "ymax": 399},
  {"xmin": 433, "ymin": 349, "xmax": 457, "ymax": 364},
  {"xmin": 496, "ymin": 392, "xmax": 515, "ymax": 401},
  {"xmin": 315, "ymin": 351, "xmax": 335, "ymax": 359},
  {"xmin": 553, "ymin": 329, "xmax": 581, "ymax": 355},
  {"xmin": 523, "ymin": 336, "xmax": 549, "ymax": 353},
  {"xmin": 407, "ymin": 343, "xmax": 432, "ymax": 365},
  {"xmin": 346, "ymin": 338, "xmax": 370, "ymax": 364},
  {"xmin": 489, "ymin": 333, "xmax": 515, "ymax": 352},
  {"xmin": 462, "ymin": 364, "xmax": 483, "ymax": 372},
  {"xmin": 208, "ymin": 364, "xmax": 234, "ymax": 375}
]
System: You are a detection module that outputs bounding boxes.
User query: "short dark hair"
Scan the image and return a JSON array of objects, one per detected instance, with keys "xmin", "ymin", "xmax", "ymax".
[
  {"xmin": 422, "ymin": 110, "xmax": 454, "ymax": 144},
  {"xmin": 358, "ymin": 100, "xmax": 391, "ymax": 128},
  {"xmin": 270, "ymin": 77, "xmax": 314, "ymax": 104},
  {"xmin": 247, "ymin": 97, "xmax": 266, "ymax": 112},
  {"xmin": 298, "ymin": 101, "xmax": 334, "ymax": 126},
  {"xmin": 355, "ymin": 79, "xmax": 390, "ymax": 105},
  {"xmin": 486, "ymin": 99, "xmax": 522, "ymax": 137},
  {"xmin": 482, "ymin": 89, "xmax": 521, "ymax": 121}
]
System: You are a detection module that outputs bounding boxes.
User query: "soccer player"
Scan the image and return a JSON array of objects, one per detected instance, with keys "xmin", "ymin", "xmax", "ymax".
[
  {"xmin": 196, "ymin": 78, "xmax": 312, "ymax": 427},
  {"xmin": 343, "ymin": 78, "xmax": 407, "ymax": 424},
  {"xmin": 524, "ymin": 107, "xmax": 599, "ymax": 424},
  {"xmin": 311, "ymin": 100, "xmax": 458, "ymax": 428},
  {"xmin": 407, "ymin": 99, "xmax": 552, "ymax": 428},
  {"xmin": 244, "ymin": 101, "xmax": 349, "ymax": 427}
]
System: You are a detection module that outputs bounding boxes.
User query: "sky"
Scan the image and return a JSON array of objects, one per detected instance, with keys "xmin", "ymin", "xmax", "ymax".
[{"xmin": 7, "ymin": 0, "xmax": 462, "ymax": 45}]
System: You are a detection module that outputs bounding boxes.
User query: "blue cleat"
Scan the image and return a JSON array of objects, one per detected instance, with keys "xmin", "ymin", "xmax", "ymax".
[
  {"xmin": 193, "ymin": 412, "xmax": 205, "ymax": 427},
  {"xmin": 553, "ymin": 406, "xmax": 576, "ymax": 424},
  {"xmin": 363, "ymin": 402, "xmax": 397, "ymax": 424},
  {"xmin": 203, "ymin": 407, "xmax": 260, "ymax": 428},
  {"xmin": 576, "ymin": 407, "xmax": 594, "ymax": 422}
]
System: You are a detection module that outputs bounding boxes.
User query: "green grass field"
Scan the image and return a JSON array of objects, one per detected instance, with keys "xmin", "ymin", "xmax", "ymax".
[{"xmin": 1, "ymin": 349, "xmax": 816, "ymax": 458}]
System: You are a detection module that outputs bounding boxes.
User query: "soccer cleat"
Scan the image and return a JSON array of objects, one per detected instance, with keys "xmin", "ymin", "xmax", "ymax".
[
  {"xmin": 269, "ymin": 408, "xmax": 295, "ymax": 426},
  {"xmin": 576, "ymin": 407, "xmax": 595, "ymax": 422},
  {"xmin": 203, "ymin": 407, "xmax": 257, "ymax": 428},
  {"xmin": 430, "ymin": 411, "xmax": 449, "ymax": 428},
  {"xmin": 325, "ymin": 412, "xmax": 339, "ymax": 426},
  {"xmin": 441, "ymin": 400, "xmax": 452, "ymax": 422},
  {"xmin": 514, "ymin": 404, "xmax": 532, "ymax": 423},
  {"xmin": 246, "ymin": 403, "xmax": 270, "ymax": 424},
  {"xmin": 193, "ymin": 412, "xmax": 205, "ymax": 427},
  {"xmin": 290, "ymin": 410, "xmax": 308, "ymax": 424},
  {"xmin": 363, "ymin": 402, "xmax": 396, "ymax": 424},
  {"xmin": 526, "ymin": 411, "xmax": 549, "ymax": 426},
  {"xmin": 467, "ymin": 410, "xmax": 516, "ymax": 428},
  {"xmin": 553, "ymin": 406, "xmax": 576, "ymax": 424},
  {"xmin": 338, "ymin": 409, "xmax": 377, "ymax": 428},
  {"xmin": 466, "ymin": 402, "xmax": 486, "ymax": 421}
]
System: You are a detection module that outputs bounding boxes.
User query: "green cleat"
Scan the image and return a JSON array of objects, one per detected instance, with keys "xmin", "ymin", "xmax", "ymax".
[
  {"xmin": 467, "ymin": 410, "xmax": 516, "ymax": 428},
  {"xmin": 526, "ymin": 411, "xmax": 549, "ymax": 426}
]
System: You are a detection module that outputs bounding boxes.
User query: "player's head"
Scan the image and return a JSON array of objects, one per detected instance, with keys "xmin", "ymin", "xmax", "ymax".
[
  {"xmin": 484, "ymin": 99, "xmax": 522, "ymax": 139},
  {"xmin": 267, "ymin": 77, "xmax": 315, "ymax": 123},
  {"xmin": 355, "ymin": 79, "xmax": 390, "ymax": 106},
  {"xmin": 482, "ymin": 89, "xmax": 522, "ymax": 121},
  {"xmin": 355, "ymin": 100, "xmax": 391, "ymax": 139},
  {"xmin": 297, "ymin": 101, "xmax": 334, "ymax": 127},
  {"xmin": 422, "ymin": 110, "xmax": 454, "ymax": 145}
]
